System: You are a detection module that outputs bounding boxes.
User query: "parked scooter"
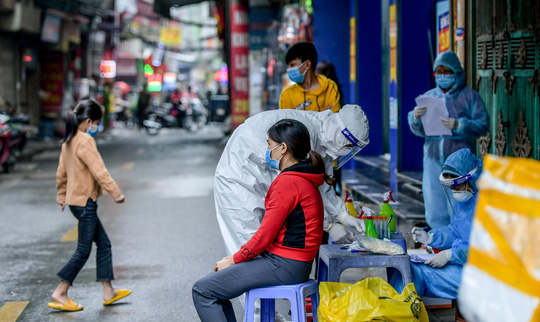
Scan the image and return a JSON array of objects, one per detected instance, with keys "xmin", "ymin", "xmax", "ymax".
[
  {"xmin": 143, "ymin": 100, "xmax": 201, "ymax": 135},
  {"xmin": 189, "ymin": 97, "xmax": 208, "ymax": 128},
  {"xmin": 0, "ymin": 114, "xmax": 14, "ymax": 173},
  {"xmin": 7, "ymin": 112, "xmax": 30, "ymax": 157},
  {"xmin": 0, "ymin": 111, "xmax": 31, "ymax": 173}
]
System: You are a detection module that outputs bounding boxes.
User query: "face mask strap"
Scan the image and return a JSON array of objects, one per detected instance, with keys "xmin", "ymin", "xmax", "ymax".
[{"xmin": 270, "ymin": 143, "xmax": 284, "ymax": 161}]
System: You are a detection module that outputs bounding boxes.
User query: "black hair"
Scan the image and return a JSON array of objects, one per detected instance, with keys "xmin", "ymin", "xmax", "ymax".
[
  {"xmin": 285, "ymin": 42, "xmax": 318, "ymax": 71},
  {"xmin": 316, "ymin": 60, "xmax": 343, "ymax": 101},
  {"xmin": 268, "ymin": 119, "xmax": 333, "ymax": 185},
  {"xmin": 63, "ymin": 99, "xmax": 103, "ymax": 143}
]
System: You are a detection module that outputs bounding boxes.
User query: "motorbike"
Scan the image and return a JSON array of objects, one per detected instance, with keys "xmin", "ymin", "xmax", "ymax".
[
  {"xmin": 190, "ymin": 98, "xmax": 208, "ymax": 128},
  {"xmin": 143, "ymin": 99, "xmax": 207, "ymax": 136},
  {"xmin": 0, "ymin": 112, "xmax": 30, "ymax": 173},
  {"xmin": 0, "ymin": 114, "xmax": 14, "ymax": 173}
]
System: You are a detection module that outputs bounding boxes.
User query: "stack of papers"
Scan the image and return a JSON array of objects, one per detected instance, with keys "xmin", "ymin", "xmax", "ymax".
[{"xmin": 415, "ymin": 95, "xmax": 452, "ymax": 136}]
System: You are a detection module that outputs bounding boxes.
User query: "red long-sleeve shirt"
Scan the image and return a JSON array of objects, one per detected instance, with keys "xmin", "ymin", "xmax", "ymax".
[{"xmin": 233, "ymin": 161, "xmax": 325, "ymax": 264}]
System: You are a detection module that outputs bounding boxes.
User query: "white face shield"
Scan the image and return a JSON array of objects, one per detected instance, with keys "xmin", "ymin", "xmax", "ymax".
[{"xmin": 334, "ymin": 117, "xmax": 368, "ymax": 170}]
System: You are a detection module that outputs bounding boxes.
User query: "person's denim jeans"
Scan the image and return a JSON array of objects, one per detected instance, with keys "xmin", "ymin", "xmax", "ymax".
[{"xmin": 57, "ymin": 198, "xmax": 114, "ymax": 285}]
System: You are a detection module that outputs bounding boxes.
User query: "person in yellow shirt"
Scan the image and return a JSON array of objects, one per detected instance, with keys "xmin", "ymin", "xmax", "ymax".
[{"xmin": 279, "ymin": 42, "xmax": 341, "ymax": 113}]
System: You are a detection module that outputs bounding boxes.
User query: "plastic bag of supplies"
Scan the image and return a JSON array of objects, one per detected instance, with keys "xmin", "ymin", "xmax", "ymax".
[
  {"xmin": 317, "ymin": 277, "xmax": 428, "ymax": 321},
  {"xmin": 458, "ymin": 155, "xmax": 540, "ymax": 321}
]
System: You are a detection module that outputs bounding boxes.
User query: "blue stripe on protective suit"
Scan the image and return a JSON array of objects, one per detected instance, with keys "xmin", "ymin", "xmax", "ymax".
[{"xmin": 407, "ymin": 51, "xmax": 489, "ymax": 229}]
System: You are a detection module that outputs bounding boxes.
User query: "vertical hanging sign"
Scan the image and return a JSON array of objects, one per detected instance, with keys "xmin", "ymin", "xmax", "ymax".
[
  {"xmin": 436, "ymin": 0, "xmax": 450, "ymax": 55},
  {"xmin": 389, "ymin": 0, "xmax": 398, "ymax": 195},
  {"xmin": 349, "ymin": 17, "xmax": 356, "ymax": 82},
  {"xmin": 230, "ymin": 4, "xmax": 250, "ymax": 129}
]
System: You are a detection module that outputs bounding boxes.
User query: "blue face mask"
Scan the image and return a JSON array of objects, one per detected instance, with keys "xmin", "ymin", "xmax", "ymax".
[
  {"xmin": 287, "ymin": 61, "xmax": 308, "ymax": 84},
  {"xmin": 87, "ymin": 124, "xmax": 99, "ymax": 138},
  {"xmin": 435, "ymin": 75, "xmax": 456, "ymax": 89},
  {"xmin": 265, "ymin": 144, "xmax": 283, "ymax": 170}
]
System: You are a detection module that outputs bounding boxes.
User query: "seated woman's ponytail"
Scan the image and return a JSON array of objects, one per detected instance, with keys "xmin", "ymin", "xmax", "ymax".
[
  {"xmin": 309, "ymin": 150, "xmax": 334, "ymax": 185},
  {"xmin": 63, "ymin": 100, "xmax": 103, "ymax": 143}
]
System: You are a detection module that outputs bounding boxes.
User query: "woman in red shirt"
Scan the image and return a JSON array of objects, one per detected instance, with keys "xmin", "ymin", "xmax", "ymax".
[{"xmin": 192, "ymin": 119, "xmax": 330, "ymax": 321}]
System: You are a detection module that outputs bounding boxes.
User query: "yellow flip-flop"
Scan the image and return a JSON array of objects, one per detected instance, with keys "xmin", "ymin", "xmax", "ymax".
[
  {"xmin": 48, "ymin": 298, "xmax": 83, "ymax": 311},
  {"xmin": 103, "ymin": 289, "xmax": 132, "ymax": 306}
]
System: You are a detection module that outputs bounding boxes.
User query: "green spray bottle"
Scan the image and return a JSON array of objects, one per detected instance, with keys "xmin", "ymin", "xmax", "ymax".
[
  {"xmin": 363, "ymin": 207, "xmax": 379, "ymax": 239},
  {"xmin": 380, "ymin": 191, "xmax": 396, "ymax": 233}
]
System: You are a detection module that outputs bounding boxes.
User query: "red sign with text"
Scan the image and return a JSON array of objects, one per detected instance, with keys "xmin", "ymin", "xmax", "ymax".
[
  {"xmin": 230, "ymin": 4, "xmax": 249, "ymax": 129},
  {"xmin": 40, "ymin": 52, "xmax": 64, "ymax": 115}
]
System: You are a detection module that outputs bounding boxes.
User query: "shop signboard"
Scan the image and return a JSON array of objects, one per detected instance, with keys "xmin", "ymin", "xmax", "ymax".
[
  {"xmin": 436, "ymin": 0, "xmax": 450, "ymax": 55},
  {"xmin": 249, "ymin": 6, "xmax": 278, "ymax": 50},
  {"xmin": 40, "ymin": 52, "xmax": 64, "ymax": 115},
  {"xmin": 41, "ymin": 13, "xmax": 61, "ymax": 44},
  {"xmin": 230, "ymin": 4, "xmax": 249, "ymax": 129},
  {"xmin": 160, "ymin": 26, "xmax": 181, "ymax": 46}
]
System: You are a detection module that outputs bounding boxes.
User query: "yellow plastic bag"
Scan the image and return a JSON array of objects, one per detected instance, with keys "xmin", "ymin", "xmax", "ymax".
[{"xmin": 317, "ymin": 277, "xmax": 428, "ymax": 322}]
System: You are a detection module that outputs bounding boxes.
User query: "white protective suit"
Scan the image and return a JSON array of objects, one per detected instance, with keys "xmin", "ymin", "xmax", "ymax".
[{"xmin": 215, "ymin": 104, "xmax": 370, "ymax": 255}]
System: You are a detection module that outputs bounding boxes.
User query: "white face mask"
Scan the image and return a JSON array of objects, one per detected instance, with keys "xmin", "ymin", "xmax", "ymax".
[{"xmin": 452, "ymin": 190, "xmax": 473, "ymax": 202}]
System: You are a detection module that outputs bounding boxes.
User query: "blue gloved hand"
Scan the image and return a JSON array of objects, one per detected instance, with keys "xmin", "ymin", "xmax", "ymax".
[{"xmin": 425, "ymin": 249, "xmax": 452, "ymax": 268}]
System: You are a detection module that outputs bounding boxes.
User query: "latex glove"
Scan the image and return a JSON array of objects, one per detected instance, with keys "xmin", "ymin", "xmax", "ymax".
[
  {"xmin": 425, "ymin": 249, "xmax": 452, "ymax": 268},
  {"xmin": 411, "ymin": 227, "xmax": 433, "ymax": 244},
  {"xmin": 338, "ymin": 212, "xmax": 366, "ymax": 234},
  {"xmin": 440, "ymin": 117, "xmax": 459, "ymax": 129},
  {"xmin": 328, "ymin": 224, "xmax": 354, "ymax": 244},
  {"xmin": 413, "ymin": 106, "xmax": 427, "ymax": 120}
]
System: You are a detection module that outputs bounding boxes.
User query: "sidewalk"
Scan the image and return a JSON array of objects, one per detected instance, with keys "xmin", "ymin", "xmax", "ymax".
[{"xmin": 18, "ymin": 137, "xmax": 61, "ymax": 162}]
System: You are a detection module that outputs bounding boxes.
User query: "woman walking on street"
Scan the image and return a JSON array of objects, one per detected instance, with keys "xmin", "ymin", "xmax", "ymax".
[{"xmin": 49, "ymin": 100, "xmax": 131, "ymax": 311}]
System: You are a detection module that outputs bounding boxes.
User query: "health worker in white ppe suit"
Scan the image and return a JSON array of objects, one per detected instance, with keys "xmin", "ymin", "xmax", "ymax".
[{"xmin": 214, "ymin": 104, "xmax": 369, "ymax": 255}]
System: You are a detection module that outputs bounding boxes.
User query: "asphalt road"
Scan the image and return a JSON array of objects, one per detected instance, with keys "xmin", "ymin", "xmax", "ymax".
[{"xmin": 0, "ymin": 125, "xmax": 245, "ymax": 321}]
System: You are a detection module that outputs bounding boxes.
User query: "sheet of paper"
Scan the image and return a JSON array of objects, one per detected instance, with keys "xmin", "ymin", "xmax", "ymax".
[{"xmin": 415, "ymin": 95, "xmax": 452, "ymax": 136}]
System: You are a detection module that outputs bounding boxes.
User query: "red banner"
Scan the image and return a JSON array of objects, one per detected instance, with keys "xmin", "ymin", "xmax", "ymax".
[
  {"xmin": 40, "ymin": 52, "xmax": 64, "ymax": 115},
  {"xmin": 230, "ymin": 4, "xmax": 249, "ymax": 129}
]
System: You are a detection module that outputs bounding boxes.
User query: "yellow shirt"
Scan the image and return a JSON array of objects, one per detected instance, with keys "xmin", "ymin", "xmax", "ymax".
[{"xmin": 279, "ymin": 75, "xmax": 341, "ymax": 113}]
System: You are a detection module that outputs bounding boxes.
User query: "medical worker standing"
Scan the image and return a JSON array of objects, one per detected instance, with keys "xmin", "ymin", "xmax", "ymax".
[
  {"xmin": 393, "ymin": 148, "xmax": 482, "ymax": 299},
  {"xmin": 214, "ymin": 105, "xmax": 369, "ymax": 255},
  {"xmin": 408, "ymin": 51, "xmax": 488, "ymax": 229}
]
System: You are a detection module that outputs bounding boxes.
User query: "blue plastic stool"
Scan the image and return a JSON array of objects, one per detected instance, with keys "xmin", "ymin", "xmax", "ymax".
[{"xmin": 244, "ymin": 279, "xmax": 319, "ymax": 322}]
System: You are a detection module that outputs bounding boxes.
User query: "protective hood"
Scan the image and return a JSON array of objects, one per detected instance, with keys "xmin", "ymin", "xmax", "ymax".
[
  {"xmin": 440, "ymin": 148, "xmax": 482, "ymax": 193},
  {"xmin": 433, "ymin": 51, "xmax": 466, "ymax": 95},
  {"xmin": 321, "ymin": 104, "xmax": 370, "ymax": 163},
  {"xmin": 214, "ymin": 108, "xmax": 350, "ymax": 255}
]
